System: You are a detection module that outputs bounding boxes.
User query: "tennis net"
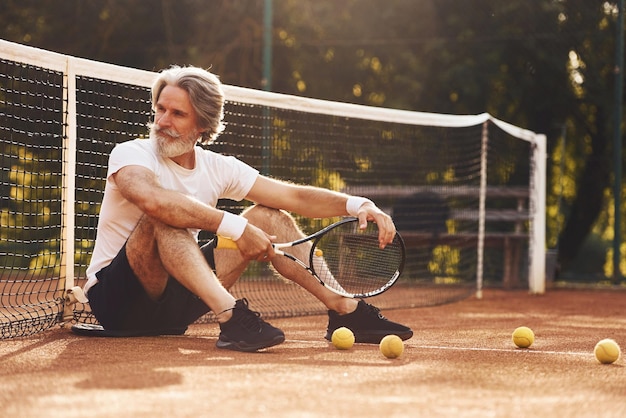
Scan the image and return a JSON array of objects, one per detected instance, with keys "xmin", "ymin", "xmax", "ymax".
[{"xmin": 0, "ymin": 39, "xmax": 546, "ymax": 338}]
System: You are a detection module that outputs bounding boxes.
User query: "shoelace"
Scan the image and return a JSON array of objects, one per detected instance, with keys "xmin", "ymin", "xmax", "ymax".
[
  {"xmin": 235, "ymin": 298, "xmax": 264, "ymax": 332},
  {"xmin": 362, "ymin": 301, "xmax": 387, "ymax": 320}
]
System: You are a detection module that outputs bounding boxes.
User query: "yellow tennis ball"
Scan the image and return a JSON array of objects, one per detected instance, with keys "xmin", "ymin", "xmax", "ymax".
[
  {"xmin": 512, "ymin": 326, "xmax": 535, "ymax": 348},
  {"xmin": 331, "ymin": 327, "xmax": 355, "ymax": 350},
  {"xmin": 314, "ymin": 249, "xmax": 324, "ymax": 257},
  {"xmin": 379, "ymin": 334, "xmax": 404, "ymax": 359},
  {"xmin": 594, "ymin": 338, "xmax": 621, "ymax": 364}
]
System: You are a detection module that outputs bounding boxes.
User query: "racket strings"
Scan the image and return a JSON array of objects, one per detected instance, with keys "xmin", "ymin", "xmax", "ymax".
[{"xmin": 313, "ymin": 225, "xmax": 404, "ymax": 295}]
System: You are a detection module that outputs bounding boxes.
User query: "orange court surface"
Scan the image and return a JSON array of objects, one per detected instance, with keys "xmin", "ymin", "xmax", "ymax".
[{"xmin": 1, "ymin": 288, "xmax": 625, "ymax": 417}]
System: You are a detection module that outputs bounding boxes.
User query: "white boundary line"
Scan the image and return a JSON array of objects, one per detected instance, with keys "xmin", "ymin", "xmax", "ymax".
[
  {"xmin": 414, "ymin": 344, "xmax": 591, "ymax": 357},
  {"xmin": 276, "ymin": 339, "xmax": 596, "ymax": 358}
]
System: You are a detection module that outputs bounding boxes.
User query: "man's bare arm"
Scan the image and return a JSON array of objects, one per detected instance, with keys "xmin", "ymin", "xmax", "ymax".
[
  {"xmin": 245, "ymin": 176, "xmax": 396, "ymax": 246},
  {"xmin": 113, "ymin": 165, "xmax": 224, "ymax": 232}
]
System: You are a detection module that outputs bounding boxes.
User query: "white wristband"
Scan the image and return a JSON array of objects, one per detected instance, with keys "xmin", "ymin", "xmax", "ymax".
[
  {"xmin": 346, "ymin": 196, "xmax": 373, "ymax": 216},
  {"xmin": 217, "ymin": 211, "xmax": 248, "ymax": 241}
]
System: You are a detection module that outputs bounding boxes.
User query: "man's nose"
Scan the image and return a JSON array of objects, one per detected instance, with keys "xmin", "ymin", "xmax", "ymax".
[{"xmin": 156, "ymin": 111, "xmax": 171, "ymax": 127}]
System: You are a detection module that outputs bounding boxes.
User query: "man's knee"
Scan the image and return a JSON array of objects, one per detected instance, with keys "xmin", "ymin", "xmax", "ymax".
[
  {"xmin": 242, "ymin": 205, "xmax": 289, "ymax": 223},
  {"xmin": 127, "ymin": 215, "xmax": 194, "ymax": 260},
  {"xmin": 241, "ymin": 205, "xmax": 300, "ymax": 238},
  {"xmin": 134, "ymin": 215, "xmax": 193, "ymax": 240}
]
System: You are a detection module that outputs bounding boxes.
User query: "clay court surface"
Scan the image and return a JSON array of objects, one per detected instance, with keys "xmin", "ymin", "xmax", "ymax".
[{"xmin": 1, "ymin": 288, "xmax": 625, "ymax": 417}]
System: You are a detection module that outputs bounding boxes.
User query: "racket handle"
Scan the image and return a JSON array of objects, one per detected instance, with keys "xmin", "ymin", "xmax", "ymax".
[
  {"xmin": 216, "ymin": 236, "xmax": 286, "ymax": 256},
  {"xmin": 216, "ymin": 236, "xmax": 239, "ymax": 250}
]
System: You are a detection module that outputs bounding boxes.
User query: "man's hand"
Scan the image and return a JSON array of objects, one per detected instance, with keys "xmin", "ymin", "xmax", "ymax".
[
  {"xmin": 356, "ymin": 202, "xmax": 396, "ymax": 249},
  {"xmin": 234, "ymin": 223, "xmax": 277, "ymax": 262}
]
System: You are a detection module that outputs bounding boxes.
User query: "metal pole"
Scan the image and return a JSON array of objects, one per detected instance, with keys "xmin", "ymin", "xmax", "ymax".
[
  {"xmin": 613, "ymin": 0, "xmax": 624, "ymax": 283},
  {"xmin": 263, "ymin": 0, "xmax": 273, "ymax": 92},
  {"xmin": 61, "ymin": 58, "xmax": 77, "ymax": 321},
  {"xmin": 475, "ymin": 121, "xmax": 488, "ymax": 300},
  {"xmin": 261, "ymin": 0, "xmax": 273, "ymax": 175}
]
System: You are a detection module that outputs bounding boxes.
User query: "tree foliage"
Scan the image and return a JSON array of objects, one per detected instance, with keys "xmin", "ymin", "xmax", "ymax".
[{"xmin": 0, "ymin": 0, "xmax": 624, "ymax": 279}]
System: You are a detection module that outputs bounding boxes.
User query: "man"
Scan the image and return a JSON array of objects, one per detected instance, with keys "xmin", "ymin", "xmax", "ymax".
[{"xmin": 84, "ymin": 65, "xmax": 413, "ymax": 352}]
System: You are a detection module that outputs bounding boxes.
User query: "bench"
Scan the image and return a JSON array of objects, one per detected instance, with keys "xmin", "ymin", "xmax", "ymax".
[{"xmin": 342, "ymin": 185, "xmax": 530, "ymax": 287}]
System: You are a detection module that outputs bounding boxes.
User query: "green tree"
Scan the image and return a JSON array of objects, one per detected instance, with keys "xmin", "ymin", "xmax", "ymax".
[
  {"xmin": 551, "ymin": 1, "xmax": 621, "ymax": 276},
  {"xmin": 1, "ymin": 0, "xmax": 624, "ymax": 280}
]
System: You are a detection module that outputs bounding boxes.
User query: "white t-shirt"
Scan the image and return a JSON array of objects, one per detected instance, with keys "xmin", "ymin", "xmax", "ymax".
[{"xmin": 84, "ymin": 137, "xmax": 259, "ymax": 293}]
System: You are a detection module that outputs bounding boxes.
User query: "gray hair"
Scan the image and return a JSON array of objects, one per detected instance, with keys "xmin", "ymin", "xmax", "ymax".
[{"xmin": 151, "ymin": 66, "xmax": 225, "ymax": 145}]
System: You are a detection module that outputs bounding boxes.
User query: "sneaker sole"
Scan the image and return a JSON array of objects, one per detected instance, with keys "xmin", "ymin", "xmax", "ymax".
[
  {"xmin": 216, "ymin": 333, "xmax": 285, "ymax": 352},
  {"xmin": 71, "ymin": 323, "xmax": 187, "ymax": 337}
]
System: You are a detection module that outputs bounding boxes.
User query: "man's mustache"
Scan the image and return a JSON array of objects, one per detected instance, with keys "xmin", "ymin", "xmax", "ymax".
[{"xmin": 154, "ymin": 126, "xmax": 181, "ymax": 139}]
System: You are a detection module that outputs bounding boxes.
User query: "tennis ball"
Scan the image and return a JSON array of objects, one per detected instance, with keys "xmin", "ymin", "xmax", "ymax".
[
  {"xmin": 512, "ymin": 326, "xmax": 535, "ymax": 348},
  {"xmin": 331, "ymin": 327, "xmax": 355, "ymax": 350},
  {"xmin": 379, "ymin": 334, "xmax": 404, "ymax": 359},
  {"xmin": 594, "ymin": 338, "xmax": 621, "ymax": 364}
]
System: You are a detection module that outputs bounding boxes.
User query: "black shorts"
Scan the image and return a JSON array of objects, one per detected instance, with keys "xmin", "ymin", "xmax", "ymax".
[{"xmin": 87, "ymin": 240, "xmax": 217, "ymax": 332}]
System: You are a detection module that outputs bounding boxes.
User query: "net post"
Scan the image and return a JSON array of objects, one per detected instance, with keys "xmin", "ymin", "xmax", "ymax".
[
  {"xmin": 528, "ymin": 134, "xmax": 547, "ymax": 294},
  {"xmin": 261, "ymin": 0, "xmax": 273, "ymax": 175},
  {"xmin": 60, "ymin": 57, "xmax": 77, "ymax": 322},
  {"xmin": 476, "ymin": 121, "xmax": 489, "ymax": 299}
]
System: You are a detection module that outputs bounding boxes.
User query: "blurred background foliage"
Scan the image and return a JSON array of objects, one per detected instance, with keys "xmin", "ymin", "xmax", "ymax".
[{"xmin": 1, "ymin": 0, "xmax": 625, "ymax": 282}]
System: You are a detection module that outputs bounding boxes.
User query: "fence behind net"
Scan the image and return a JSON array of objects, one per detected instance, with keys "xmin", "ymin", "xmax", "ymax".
[{"xmin": 0, "ymin": 40, "xmax": 545, "ymax": 338}]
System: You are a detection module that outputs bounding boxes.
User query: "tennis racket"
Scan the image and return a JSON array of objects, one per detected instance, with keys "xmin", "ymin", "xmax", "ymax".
[{"xmin": 216, "ymin": 217, "xmax": 405, "ymax": 298}]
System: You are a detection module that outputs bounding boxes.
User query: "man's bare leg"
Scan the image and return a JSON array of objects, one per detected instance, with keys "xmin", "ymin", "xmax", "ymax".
[
  {"xmin": 124, "ymin": 215, "xmax": 285, "ymax": 351},
  {"xmin": 223, "ymin": 205, "xmax": 358, "ymax": 315},
  {"xmin": 214, "ymin": 206, "xmax": 412, "ymax": 344},
  {"xmin": 125, "ymin": 216, "xmax": 237, "ymax": 322}
]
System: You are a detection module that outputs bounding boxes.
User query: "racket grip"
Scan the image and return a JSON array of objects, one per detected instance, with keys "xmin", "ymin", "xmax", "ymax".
[
  {"xmin": 216, "ymin": 236, "xmax": 239, "ymax": 250},
  {"xmin": 216, "ymin": 236, "xmax": 284, "ymax": 255}
]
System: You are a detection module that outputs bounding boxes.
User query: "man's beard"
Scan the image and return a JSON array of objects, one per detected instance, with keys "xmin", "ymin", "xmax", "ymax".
[{"xmin": 151, "ymin": 124, "xmax": 198, "ymax": 158}]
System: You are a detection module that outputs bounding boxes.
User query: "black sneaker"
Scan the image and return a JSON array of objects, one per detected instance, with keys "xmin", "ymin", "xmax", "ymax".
[
  {"xmin": 325, "ymin": 300, "xmax": 413, "ymax": 344},
  {"xmin": 216, "ymin": 298, "xmax": 285, "ymax": 352}
]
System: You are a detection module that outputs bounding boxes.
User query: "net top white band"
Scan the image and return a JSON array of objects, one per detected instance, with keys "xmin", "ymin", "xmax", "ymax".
[{"xmin": 0, "ymin": 38, "xmax": 541, "ymax": 141}]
